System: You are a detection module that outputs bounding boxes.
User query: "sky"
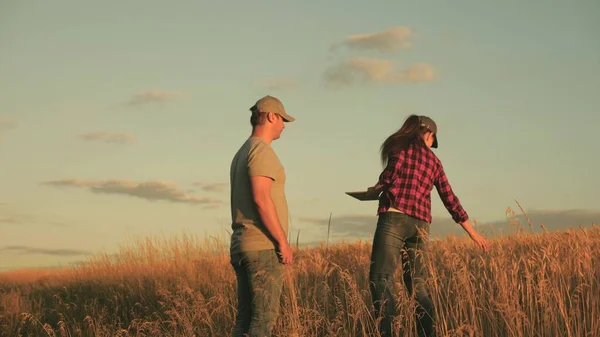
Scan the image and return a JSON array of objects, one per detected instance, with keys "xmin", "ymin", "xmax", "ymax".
[{"xmin": 1, "ymin": 0, "xmax": 599, "ymax": 270}]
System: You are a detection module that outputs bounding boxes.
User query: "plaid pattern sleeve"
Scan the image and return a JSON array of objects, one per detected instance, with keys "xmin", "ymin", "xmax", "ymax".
[
  {"xmin": 434, "ymin": 164, "xmax": 469, "ymax": 224},
  {"xmin": 377, "ymin": 142, "xmax": 469, "ymax": 224},
  {"xmin": 378, "ymin": 150, "xmax": 406, "ymax": 186}
]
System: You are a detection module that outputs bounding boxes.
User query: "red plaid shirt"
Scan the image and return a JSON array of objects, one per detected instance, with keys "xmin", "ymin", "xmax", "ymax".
[{"xmin": 377, "ymin": 141, "xmax": 469, "ymax": 224}]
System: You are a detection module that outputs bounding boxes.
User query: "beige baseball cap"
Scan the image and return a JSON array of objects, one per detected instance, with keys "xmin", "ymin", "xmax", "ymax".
[{"xmin": 252, "ymin": 95, "xmax": 295, "ymax": 122}]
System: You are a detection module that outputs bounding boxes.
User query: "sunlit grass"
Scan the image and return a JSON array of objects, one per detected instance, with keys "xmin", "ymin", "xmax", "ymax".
[{"xmin": 1, "ymin": 222, "xmax": 599, "ymax": 336}]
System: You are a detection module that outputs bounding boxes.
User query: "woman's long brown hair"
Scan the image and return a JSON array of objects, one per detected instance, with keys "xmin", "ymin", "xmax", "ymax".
[{"xmin": 380, "ymin": 114, "xmax": 428, "ymax": 167}]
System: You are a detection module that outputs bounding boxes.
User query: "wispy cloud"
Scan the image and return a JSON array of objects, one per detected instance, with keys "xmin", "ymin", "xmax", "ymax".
[
  {"xmin": 46, "ymin": 221, "xmax": 71, "ymax": 228},
  {"xmin": 0, "ymin": 217, "xmax": 22, "ymax": 225},
  {"xmin": 192, "ymin": 182, "xmax": 228, "ymax": 193},
  {"xmin": 323, "ymin": 58, "xmax": 435, "ymax": 87},
  {"xmin": 1, "ymin": 245, "xmax": 92, "ymax": 257},
  {"xmin": 0, "ymin": 205, "xmax": 28, "ymax": 225},
  {"xmin": 123, "ymin": 90, "xmax": 187, "ymax": 107},
  {"xmin": 332, "ymin": 26, "xmax": 415, "ymax": 53},
  {"xmin": 0, "ymin": 119, "xmax": 17, "ymax": 131},
  {"xmin": 1, "ymin": 206, "xmax": 73, "ymax": 228},
  {"xmin": 41, "ymin": 179, "xmax": 222, "ymax": 206},
  {"xmin": 0, "ymin": 118, "xmax": 18, "ymax": 141},
  {"xmin": 254, "ymin": 77, "xmax": 299, "ymax": 91},
  {"xmin": 77, "ymin": 131, "xmax": 135, "ymax": 145},
  {"xmin": 202, "ymin": 204, "xmax": 222, "ymax": 210},
  {"xmin": 324, "ymin": 26, "xmax": 434, "ymax": 88}
]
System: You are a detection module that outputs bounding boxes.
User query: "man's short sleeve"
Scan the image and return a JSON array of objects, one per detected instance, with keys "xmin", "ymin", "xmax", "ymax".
[{"xmin": 248, "ymin": 142, "xmax": 280, "ymax": 180}]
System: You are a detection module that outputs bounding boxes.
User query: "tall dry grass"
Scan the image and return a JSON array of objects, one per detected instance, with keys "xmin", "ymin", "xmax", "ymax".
[{"xmin": 1, "ymin": 225, "xmax": 599, "ymax": 337}]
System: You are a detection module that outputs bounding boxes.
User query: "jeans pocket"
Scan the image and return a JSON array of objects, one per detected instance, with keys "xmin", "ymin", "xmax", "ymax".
[
  {"xmin": 377, "ymin": 212, "xmax": 415, "ymax": 239},
  {"xmin": 258, "ymin": 249, "xmax": 274, "ymax": 268}
]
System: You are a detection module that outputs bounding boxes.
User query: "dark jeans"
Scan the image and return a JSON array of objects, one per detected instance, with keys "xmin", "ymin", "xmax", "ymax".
[
  {"xmin": 369, "ymin": 212, "xmax": 435, "ymax": 337},
  {"xmin": 230, "ymin": 249, "xmax": 284, "ymax": 337}
]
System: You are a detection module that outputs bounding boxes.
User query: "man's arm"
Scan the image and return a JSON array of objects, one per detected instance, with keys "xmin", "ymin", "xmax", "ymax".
[
  {"xmin": 247, "ymin": 144, "xmax": 293, "ymax": 263},
  {"xmin": 250, "ymin": 175, "xmax": 293, "ymax": 264},
  {"xmin": 250, "ymin": 176, "xmax": 289, "ymax": 247}
]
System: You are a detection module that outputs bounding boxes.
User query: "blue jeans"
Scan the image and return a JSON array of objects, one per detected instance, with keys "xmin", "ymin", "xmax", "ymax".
[
  {"xmin": 369, "ymin": 212, "xmax": 435, "ymax": 337},
  {"xmin": 230, "ymin": 249, "xmax": 284, "ymax": 337}
]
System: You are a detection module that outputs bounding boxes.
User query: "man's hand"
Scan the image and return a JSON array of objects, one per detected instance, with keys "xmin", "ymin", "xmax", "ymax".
[{"xmin": 277, "ymin": 242, "xmax": 294, "ymax": 265}]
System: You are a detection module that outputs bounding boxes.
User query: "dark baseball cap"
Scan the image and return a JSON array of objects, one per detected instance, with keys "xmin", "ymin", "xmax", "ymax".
[{"xmin": 419, "ymin": 115, "xmax": 438, "ymax": 148}]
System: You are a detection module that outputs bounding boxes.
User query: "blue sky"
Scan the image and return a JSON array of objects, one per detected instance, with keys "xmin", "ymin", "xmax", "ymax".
[{"xmin": 1, "ymin": 0, "xmax": 599, "ymax": 270}]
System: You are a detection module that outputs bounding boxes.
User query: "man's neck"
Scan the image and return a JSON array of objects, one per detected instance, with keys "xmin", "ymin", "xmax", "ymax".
[{"xmin": 250, "ymin": 128, "xmax": 273, "ymax": 144}]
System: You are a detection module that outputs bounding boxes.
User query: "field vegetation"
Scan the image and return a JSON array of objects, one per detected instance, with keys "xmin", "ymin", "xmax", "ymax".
[{"xmin": 1, "ymin": 210, "xmax": 599, "ymax": 337}]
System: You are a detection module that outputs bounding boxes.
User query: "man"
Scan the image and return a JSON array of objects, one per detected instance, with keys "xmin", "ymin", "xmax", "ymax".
[{"xmin": 229, "ymin": 95, "xmax": 295, "ymax": 337}]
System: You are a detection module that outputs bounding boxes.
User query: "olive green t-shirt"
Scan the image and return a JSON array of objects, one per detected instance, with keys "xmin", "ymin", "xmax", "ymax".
[{"xmin": 229, "ymin": 137, "xmax": 289, "ymax": 255}]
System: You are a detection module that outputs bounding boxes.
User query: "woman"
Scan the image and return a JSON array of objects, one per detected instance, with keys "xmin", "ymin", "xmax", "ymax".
[{"xmin": 365, "ymin": 115, "xmax": 489, "ymax": 337}]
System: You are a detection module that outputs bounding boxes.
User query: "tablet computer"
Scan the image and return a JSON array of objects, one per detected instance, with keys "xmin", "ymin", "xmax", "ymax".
[{"xmin": 345, "ymin": 191, "xmax": 379, "ymax": 201}]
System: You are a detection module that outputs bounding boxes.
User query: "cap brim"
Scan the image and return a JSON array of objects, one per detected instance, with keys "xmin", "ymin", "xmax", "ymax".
[{"xmin": 281, "ymin": 113, "xmax": 295, "ymax": 122}]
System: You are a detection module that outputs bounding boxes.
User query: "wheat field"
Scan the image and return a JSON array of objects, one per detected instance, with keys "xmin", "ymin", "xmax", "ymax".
[{"xmin": 1, "ymin": 222, "xmax": 599, "ymax": 337}]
